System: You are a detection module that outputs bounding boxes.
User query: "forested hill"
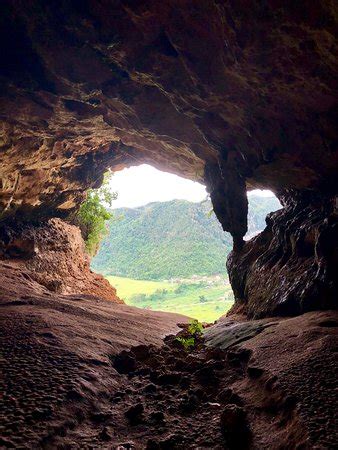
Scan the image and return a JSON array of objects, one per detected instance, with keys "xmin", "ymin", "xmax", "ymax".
[{"xmin": 91, "ymin": 195, "xmax": 281, "ymax": 280}]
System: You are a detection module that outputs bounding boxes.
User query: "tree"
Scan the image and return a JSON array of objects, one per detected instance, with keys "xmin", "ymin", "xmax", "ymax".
[
  {"xmin": 77, "ymin": 171, "xmax": 117, "ymax": 256},
  {"xmin": 199, "ymin": 295, "xmax": 207, "ymax": 303}
]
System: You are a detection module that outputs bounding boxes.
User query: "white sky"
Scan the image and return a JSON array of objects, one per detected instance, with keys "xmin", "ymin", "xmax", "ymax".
[{"xmin": 109, "ymin": 164, "xmax": 274, "ymax": 209}]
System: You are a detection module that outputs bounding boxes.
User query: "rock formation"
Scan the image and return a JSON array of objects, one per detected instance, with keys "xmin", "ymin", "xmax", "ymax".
[
  {"xmin": 0, "ymin": 2, "xmax": 338, "ymax": 448},
  {"xmin": 0, "ymin": 0, "xmax": 337, "ymax": 313},
  {"xmin": 228, "ymin": 191, "xmax": 338, "ymax": 317},
  {"xmin": 0, "ymin": 218, "xmax": 121, "ymax": 301}
]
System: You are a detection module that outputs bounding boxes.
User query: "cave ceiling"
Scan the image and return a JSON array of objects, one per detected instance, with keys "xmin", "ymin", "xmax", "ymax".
[{"xmin": 0, "ymin": 0, "xmax": 337, "ymax": 238}]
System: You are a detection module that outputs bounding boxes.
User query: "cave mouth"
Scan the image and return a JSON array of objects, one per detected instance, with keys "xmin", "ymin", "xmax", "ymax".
[
  {"xmin": 90, "ymin": 164, "xmax": 281, "ymax": 322},
  {"xmin": 0, "ymin": 0, "xmax": 336, "ymax": 322},
  {"xmin": 1, "ymin": 1, "xmax": 337, "ymax": 447}
]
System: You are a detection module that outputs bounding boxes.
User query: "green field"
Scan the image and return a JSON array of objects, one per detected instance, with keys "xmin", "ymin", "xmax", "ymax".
[
  {"xmin": 106, "ymin": 276, "xmax": 176, "ymax": 297},
  {"xmin": 106, "ymin": 275, "xmax": 234, "ymax": 323}
]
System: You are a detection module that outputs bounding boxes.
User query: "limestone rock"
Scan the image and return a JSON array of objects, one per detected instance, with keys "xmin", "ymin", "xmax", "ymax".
[
  {"xmin": 0, "ymin": 1, "xmax": 337, "ymax": 317},
  {"xmin": 0, "ymin": 218, "xmax": 121, "ymax": 302}
]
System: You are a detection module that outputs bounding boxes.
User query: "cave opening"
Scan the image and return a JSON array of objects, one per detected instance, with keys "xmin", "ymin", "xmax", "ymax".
[
  {"xmin": 90, "ymin": 164, "xmax": 281, "ymax": 322},
  {"xmin": 1, "ymin": 0, "xmax": 337, "ymax": 446}
]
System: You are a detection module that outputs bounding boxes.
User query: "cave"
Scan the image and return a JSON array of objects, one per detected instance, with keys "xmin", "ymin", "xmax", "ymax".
[{"xmin": 0, "ymin": 1, "xmax": 337, "ymax": 448}]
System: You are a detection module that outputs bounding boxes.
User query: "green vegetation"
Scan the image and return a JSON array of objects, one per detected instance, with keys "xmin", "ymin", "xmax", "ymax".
[
  {"xmin": 92, "ymin": 196, "xmax": 280, "ymax": 279},
  {"xmin": 92, "ymin": 199, "xmax": 232, "ymax": 279},
  {"xmin": 94, "ymin": 194, "xmax": 280, "ymax": 322},
  {"xmin": 176, "ymin": 319, "xmax": 204, "ymax": 350},
  {"xmin": 188, "ymin": 318, "xmax": 204, "ymax": 335},
  {"xmin": 106, "ymin": 275, "xmax": 174, "ymax": 298},
  {"xmin": 77, "ymin": 172, "xmax": 117, "ymax": 256},
  {"xmin": 106, "ymin": 275, "xmax": 234, "ymax": 322},
  {"xmin": 176, "ymin": 336, "xmax": 195, "ymax": 350}
]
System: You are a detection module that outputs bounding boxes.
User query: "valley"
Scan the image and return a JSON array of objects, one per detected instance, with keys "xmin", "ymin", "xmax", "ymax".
[
  {"xmin": 95, "ymin": 196, "xmax": 280, "ymax": 322},
  {"xmin": 92, "ymin": 196, "xmax": 281, "ymax": 280},
  {"xmin": 106, "ymin": 275, "xmax": 234, "ymax": 322}
]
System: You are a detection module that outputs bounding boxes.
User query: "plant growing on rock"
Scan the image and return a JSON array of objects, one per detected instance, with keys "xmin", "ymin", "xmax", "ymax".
[
  {"xmin": 176, "ymin": 336, "xmax": 196, "ymax": 351},
  {"xmin": 176, "ymin": 319, "xmax": 204, "ymax": 351},
  {"xmin": 77, "ymin": 171, "xmax": 117, "ymax": 256},
  {"xmin": 188, "ymin": 319, "xmax": 204, "ymax": 336}
]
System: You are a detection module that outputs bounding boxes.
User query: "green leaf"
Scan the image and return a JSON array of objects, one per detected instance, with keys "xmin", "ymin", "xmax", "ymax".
[
  {"xmin": 176, "ymin": 336, "xmax": 195, "ymax": 350},
  {"xmin": 188, "ymin": 319, "xmax": 204, "ymax": 336},
  {"xmin": 77, "ymin": 170, "xmax": 118, "ymax": 256}
]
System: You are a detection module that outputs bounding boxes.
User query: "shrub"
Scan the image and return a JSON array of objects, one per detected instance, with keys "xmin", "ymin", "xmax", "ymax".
[
  {"xmin": 174, "ymin": 283, "xmax": 189, "ymax": 294},
  {"xmin": 77, "ymin": 171, "xmax": 117, "ymax": 256},
  {"xmin": 199, "ymin": 295, "xmax": 207, "ymax": 303},
  {"xmin": 130, "ymin": 293, "xmax": 148, "ymax": 303},
  {"xmin": 175, "ymin": 319, "xmax": 204, "ymax": 351},
  {"xmin": 176, "ymin": 336, "xmax": 195, "ymax": 350},
  {"xmin": 188, "ymin": 319, "xmax": 203, "ymax": 336}
]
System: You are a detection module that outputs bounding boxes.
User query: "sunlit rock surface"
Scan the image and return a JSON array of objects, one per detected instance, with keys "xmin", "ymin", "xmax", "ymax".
[{"xmin": 0, "ymin": 218, "xmax": 121, "ymax": 302}]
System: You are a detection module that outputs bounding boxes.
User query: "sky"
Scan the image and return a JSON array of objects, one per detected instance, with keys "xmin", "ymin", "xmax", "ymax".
[{"xmin": 108, "ymin": 164, "xmax": 275, "ymax": 209}]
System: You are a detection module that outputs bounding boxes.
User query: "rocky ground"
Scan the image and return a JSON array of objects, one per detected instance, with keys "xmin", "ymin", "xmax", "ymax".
[{"xmin": 1, "ymin": 265, "xmax": 337, "ymax": 449}]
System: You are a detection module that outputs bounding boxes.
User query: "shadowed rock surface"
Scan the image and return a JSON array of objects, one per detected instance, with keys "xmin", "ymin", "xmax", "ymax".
[
  {"xmin": 0, "ymin": 1, "xmax": 337, "ymax": 447},
  {"xmin": 0, "ymin": 0, "xmax": 337, "ymax": 315},
  {"xmin": 1, "ymin": 281, "xmax": 337, "ymax": 448},
  {"xmin": 227, "ymin": 191, "xmax": 338, "ymax": 317}
]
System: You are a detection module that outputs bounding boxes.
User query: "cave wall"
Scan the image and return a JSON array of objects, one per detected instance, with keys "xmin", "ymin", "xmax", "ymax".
[
  {"xmin": 0, "ymin": 218, "xmax": 121, "ymax": 302},
  {"xmin": 0, "ymin": 0, "xmax": 337, "ymax": 314},
  {"xmin": 227, "ymin": 191, "xmax": 338, "ymax": 318}
]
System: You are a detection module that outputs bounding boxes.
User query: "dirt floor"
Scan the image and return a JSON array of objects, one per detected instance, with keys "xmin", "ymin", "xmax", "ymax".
[{"xmin": 1, "ymin": 263, "xmax": 337, "ymax": 449}]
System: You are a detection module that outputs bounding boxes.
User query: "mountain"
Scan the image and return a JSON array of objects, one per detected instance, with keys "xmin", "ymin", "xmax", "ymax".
[{"xmin": 91, "ymin": 195, "xmax": 281, "ymax": 280}]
